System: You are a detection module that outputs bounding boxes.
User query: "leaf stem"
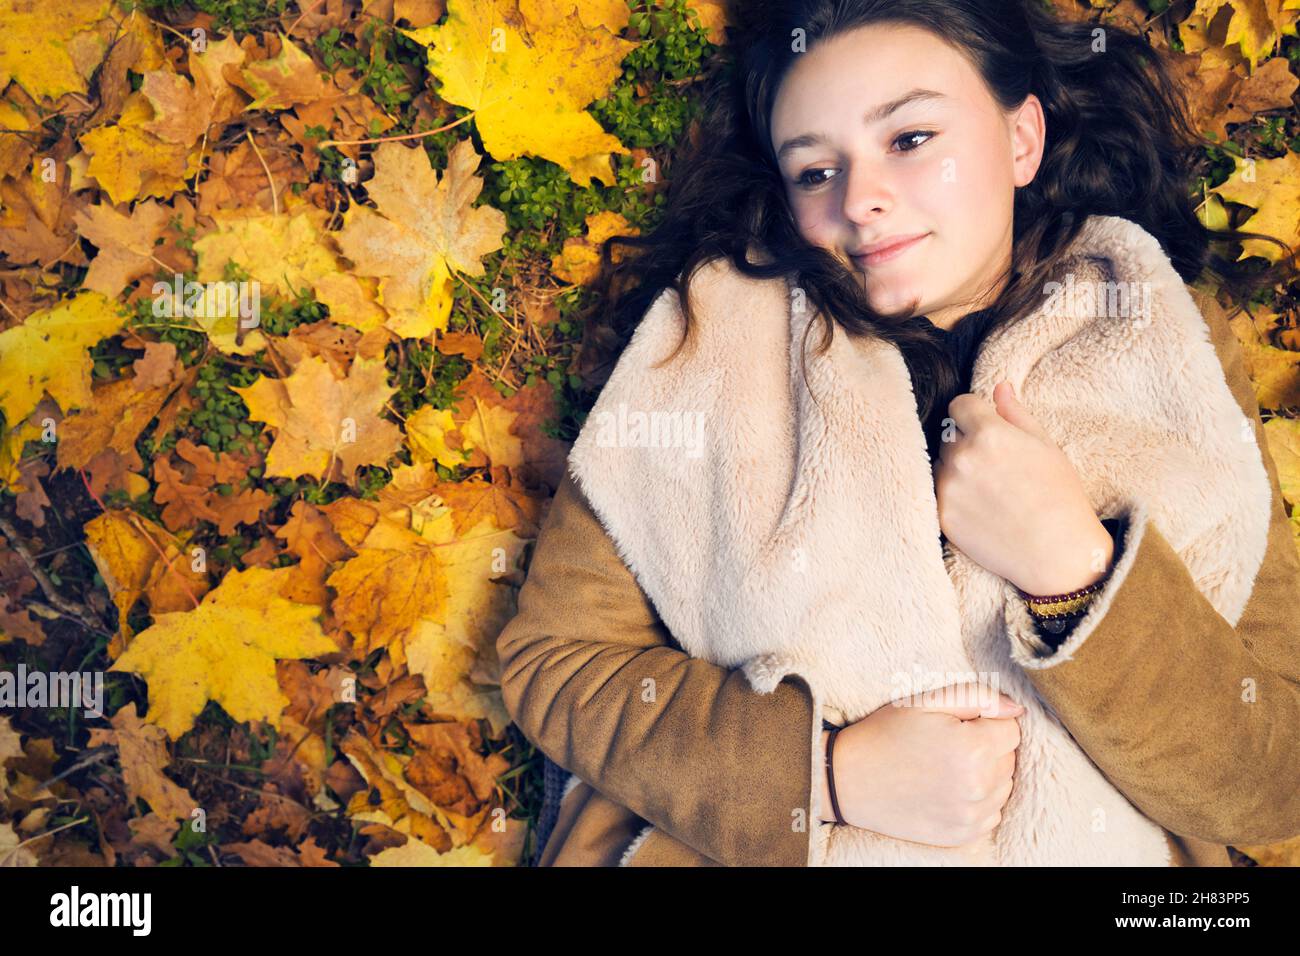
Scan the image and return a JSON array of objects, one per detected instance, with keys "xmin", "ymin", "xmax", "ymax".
[{"xmin": 316, "ymin": 112, "xmax": 475, "ymax": 149}]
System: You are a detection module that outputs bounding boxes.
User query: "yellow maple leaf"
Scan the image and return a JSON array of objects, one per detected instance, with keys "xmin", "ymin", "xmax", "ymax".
[
  {"xmin": 684, "ymin": 0, "xmax": 728, "ymax": 44},
  {"xmin": 403, "ymin": 619, "xmax": 512, "ymax": 734},
  {"xmin": 326, "ymin": 510, "xmax": 450, "ymax": 653},
  {"xmin": 403, "ymin": 506, "xmax": 525, "ymax": 735},
  {"xmin": 233, "ymin": 355, "xmax": 404, "ymax": 482},
  {"xmin": 0, "ymin": 0, "xmax": 112, "ymax": 99},
  {"xmin": 148, "ymin": 278, "xmax": 268, "ymax": 357},
  {"xmin": 193, "ymin": 204, "xmax": 344, "ymax": 301},
  {"xmin": 73, "ymin": 199, "xmax": 171, "ymax": 296},
  {"xmin": 313, "ymin": 273, "xmax": 388, "ymax": 333},
  {"xmin": 84, "ymin": 510, "xmax": 159, "ymax": 629},
  {"xmin": 412, "ymin": 507, "xmax": 528, "ymax": 619},
  {"xmin": 0, "ymin": 291, "xmax": 124, "ymax": 426},
  {"xmin": 369, "ymin": 838, "xmax": 494, "ymax": 866},
  {"xmin": 120, "ymin": 7, "xmax": 168, "ymax": 74},
  {"xmin": 82, "ymin": 509, "xmax": 210, "ymax": 644},
  {"xmin": 79, "ymin": 92, "xmax": 203, "ymax": 204},
  {"xmin": 1179, "ymin": 0, "xmax": 1300, "ymax": 71},
  {"xmin": 335, "ymin": 138, "xmax": 506, "ymax": 339},
  {"xmin": 401, "ymin": 0, "xmax": 637, "ymax": 187},
  {"xmin": 0, "ymin": 424, "xmax": 39, "ymax": 489},
  {"xmin": 1264, "ymin": 416, "xmax": 1300, "ymax": 505},
  {"xmin": 1227, "ymin": 310, "xmax": 1300, "ymax": 408},
  {"xmin": 1210, "ymin": 151, "xmax": 1300, "ymax": 262},
  {"xmin": 404, "ymin": 404, "xmax": 469, "ymax": 470},
  {"xmin": 338, "ymin": 728, "xmax": 452, "ymax": 847},
  {"xmin": 0, "ymin": 96, "xmax": 37, "ymax": 179},
  {"xmin": 108, "ymin": 566, "xmax": 336, "ymax": 740},
  {"xmin": 550, "ymin": 210, "xmax": 636, "ymax": 285},
  {"xmin": 239, "ymin": 33, "xmax": 333, "ymax": 111},
  {"xmin": 458, "ymin": 394, "xmax": 524, "ymax": 469},
  {"xmin": 544, "ymin": 0, "xmax": 633, "ymax": 33},
  {"xmin": 190, "ymin": 34, "xmax": 249, "ymax": 125}
]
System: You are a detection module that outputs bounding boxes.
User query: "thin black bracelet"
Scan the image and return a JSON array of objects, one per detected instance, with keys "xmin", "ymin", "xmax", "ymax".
[{"xmin": 825, "ymin": 725, "xmax": 846, "ymax": 825}]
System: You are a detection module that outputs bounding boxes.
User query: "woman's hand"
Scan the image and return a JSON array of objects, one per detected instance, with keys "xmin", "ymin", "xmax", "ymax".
[
  {"xmin": 820, "ymin": 682, "xmax": 1024, "ymax": 848},
  {"xmin": 933, "ymin": 380, "xmax": 1114, "ymax": 595}
]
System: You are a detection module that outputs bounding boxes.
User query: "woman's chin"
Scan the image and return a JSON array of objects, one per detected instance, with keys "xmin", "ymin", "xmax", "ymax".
[{"xmin": 864, "ymin": 287, "xmax": 930, "ymax": 321}]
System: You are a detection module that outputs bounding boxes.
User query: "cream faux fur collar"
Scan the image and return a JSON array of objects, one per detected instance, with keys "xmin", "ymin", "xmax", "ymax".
[{"xmin": 566, "ymin": 214, "xmax": 1274, "ymax": 866}]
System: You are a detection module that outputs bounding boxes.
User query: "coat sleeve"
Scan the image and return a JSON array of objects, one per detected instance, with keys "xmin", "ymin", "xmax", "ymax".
[
  {"xmin": 1002, "ymin": 286, "xmax": 1300, "ymax": 846},
  {"xmin": 496, "ymin": 469, "xmax": 820, "ymax": 866}
]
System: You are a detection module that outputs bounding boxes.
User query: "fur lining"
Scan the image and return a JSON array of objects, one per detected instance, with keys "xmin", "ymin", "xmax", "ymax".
[
  {"xmin": 571, "ymin": 215, "xmax": 1273, "ymax": 865},
  {"xmin": 560, "ymin": 770, "xmax": 582, "ymax": 802},
  {"xmin": 618, "ymin": 824, "xmax": 656, "ymax": 866}
]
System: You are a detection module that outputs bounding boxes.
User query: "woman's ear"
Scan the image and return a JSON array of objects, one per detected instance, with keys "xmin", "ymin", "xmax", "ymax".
[{"xmin": 1010, "ymin": 93, "xmax": 1046, "ymax": 188}]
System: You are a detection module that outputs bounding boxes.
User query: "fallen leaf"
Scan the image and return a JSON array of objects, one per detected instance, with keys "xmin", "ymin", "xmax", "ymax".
[
  {"xmin": 109, "ymin": 566, "xmax": 336, "ymax": 739},
  {"xmin": 334, "ymin": 139, "xmax": 506, "ymax": 338},
  {"xmin": 0, "ymin": 291, "xmax": 125, "ymax": 426},
  {"xmin": 402, "ymin": 0, "xmax": 637, "ymax": 186},
  {"xmin": 88, "ymin": 704, "xmax": 197, "ymax": 821},
  {"xmin": 234, "ymin": 355, "xmax": 404, "ymax": 483}
]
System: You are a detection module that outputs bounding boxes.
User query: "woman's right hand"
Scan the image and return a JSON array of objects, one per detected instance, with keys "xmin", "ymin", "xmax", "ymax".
[{"xmin": 818, "ymin": 682, "xmax": 1024, "ymax": 849}]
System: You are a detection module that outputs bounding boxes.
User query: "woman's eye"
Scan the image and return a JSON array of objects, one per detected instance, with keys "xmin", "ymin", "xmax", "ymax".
[
  {"xmin": 796, "ymin": 168, "xmax": 836, "ymax": 189},
  {"xmin": 794, "ymin": 131, "xmax": 937, "ymax": 189},
  {"xmin": 893, "ymin": 129, "xmax": 935, "ymax": 152}
]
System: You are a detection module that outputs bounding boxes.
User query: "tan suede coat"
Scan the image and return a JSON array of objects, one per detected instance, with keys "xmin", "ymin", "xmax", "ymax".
[{"xmin": 496, "ymin": 266, "xmax": 1300, "ymax": 867}]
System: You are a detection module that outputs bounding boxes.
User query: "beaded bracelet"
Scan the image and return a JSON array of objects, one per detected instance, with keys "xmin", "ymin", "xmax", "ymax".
[{"xmin": 1015, "ymin": 577, "xmax": 1108, "ymax": 634}]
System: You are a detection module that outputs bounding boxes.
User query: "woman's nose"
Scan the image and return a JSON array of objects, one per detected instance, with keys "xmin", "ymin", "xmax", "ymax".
[{"xmin": 840, "ymin": 162, "xmax": 893, "ymax": 226}]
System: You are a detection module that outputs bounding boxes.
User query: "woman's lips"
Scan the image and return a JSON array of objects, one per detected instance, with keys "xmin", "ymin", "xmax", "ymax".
[{"xmin": 851, "ymin": 232, "xmax": 929, "ymax": 267}]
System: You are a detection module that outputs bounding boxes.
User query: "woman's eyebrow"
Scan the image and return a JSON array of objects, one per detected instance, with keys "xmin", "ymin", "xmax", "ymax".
[{"xmin": 775, "ymin": 88, "xmax": 948, "ymax": 161}]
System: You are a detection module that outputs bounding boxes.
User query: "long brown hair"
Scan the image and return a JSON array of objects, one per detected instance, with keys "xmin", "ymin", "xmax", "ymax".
[{"xmin": 578, "ymin": 0, "xmax": 1297, "ymax": 430}]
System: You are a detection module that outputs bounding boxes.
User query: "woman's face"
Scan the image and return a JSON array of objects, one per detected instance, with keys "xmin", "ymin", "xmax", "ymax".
[{"xmin": 769, "ymin": 22, "xmax": 1045, "ymax": 329}]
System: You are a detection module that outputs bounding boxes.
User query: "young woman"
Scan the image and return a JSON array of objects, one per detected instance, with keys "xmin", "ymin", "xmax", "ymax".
[{"xmin": 497, "ymin": 0, "xmax": 1300, "ymax": 866}]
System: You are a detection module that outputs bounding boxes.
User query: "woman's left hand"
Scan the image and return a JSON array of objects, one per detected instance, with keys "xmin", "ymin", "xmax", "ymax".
[{"xmin": 933, "ymin": 380, "xmax": 1114, "ymax": 596}]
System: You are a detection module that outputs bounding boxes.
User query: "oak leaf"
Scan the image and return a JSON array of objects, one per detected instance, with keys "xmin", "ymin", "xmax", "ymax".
[
  {"xmin": 131, "ymin": 342, "xmax": 181, "ymax": 390},
  {"xmin": 152, "ymin": 456, "xmax": 221, "ymax": 530},
  {"xmin": 150, "ymin": 439, "xmax": 271, "ymax": 535}
]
